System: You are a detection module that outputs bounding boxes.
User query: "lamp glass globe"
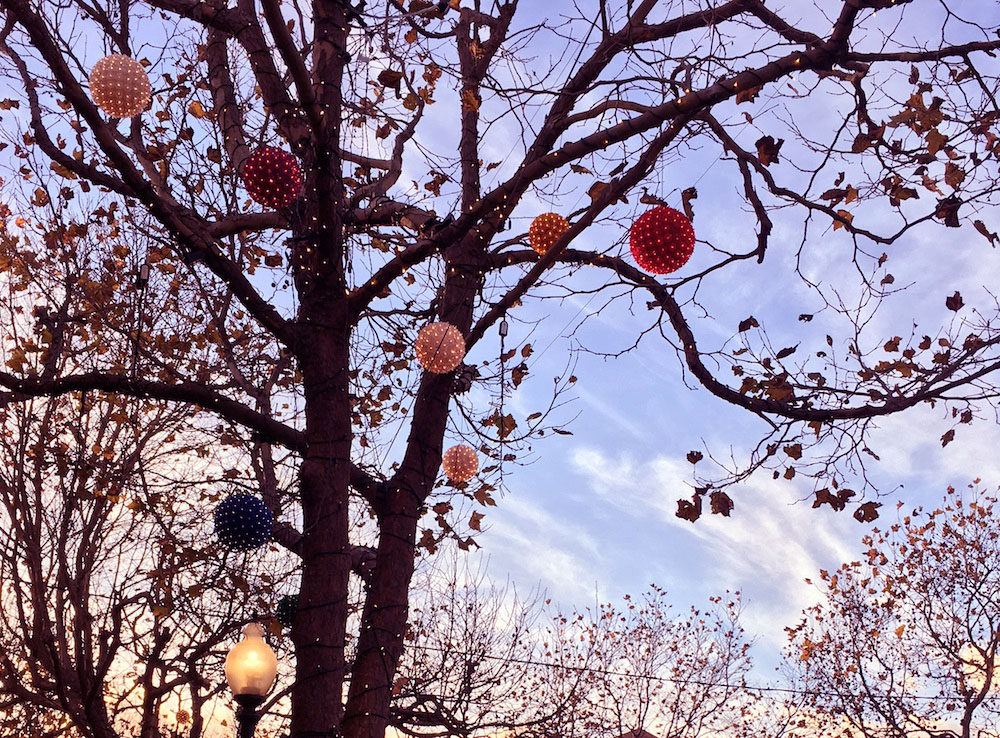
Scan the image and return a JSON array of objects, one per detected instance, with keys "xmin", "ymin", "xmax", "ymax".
[{"xmin": 225, "ymin": 624, "xmax": 278, "ymax": 697}]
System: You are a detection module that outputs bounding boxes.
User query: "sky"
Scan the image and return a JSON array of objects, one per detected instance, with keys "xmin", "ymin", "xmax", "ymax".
[{"xmin": 465, "ymin": 196, "xmax": 1000, "ymax": 674}]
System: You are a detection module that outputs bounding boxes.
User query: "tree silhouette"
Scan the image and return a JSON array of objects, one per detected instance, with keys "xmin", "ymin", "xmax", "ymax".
[
  {"xmin": 0, "ymin": 0, "xmax": 998, "ymax": 735},
  {"xmin": 0, "ymin": 391, "xmax": 239, "ymax": 735}
]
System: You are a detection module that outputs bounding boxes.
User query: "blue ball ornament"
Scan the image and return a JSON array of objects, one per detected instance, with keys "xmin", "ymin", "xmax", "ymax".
[{"xmin": 214, "ymin": 493, "xmax": 273, "ymax": 551}]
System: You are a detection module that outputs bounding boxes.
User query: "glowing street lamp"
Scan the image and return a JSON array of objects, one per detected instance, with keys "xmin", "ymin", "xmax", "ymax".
[{"xmin": 225, "ymin": 624, "xmax": 278, "ymax": 738}]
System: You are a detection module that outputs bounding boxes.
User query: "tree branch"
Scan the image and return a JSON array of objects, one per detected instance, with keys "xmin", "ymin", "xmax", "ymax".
[
  {"xmin": 492, "ymin": 246, "xmax": 1000, "ymax": 424},
  {"xmin": 847, "ymin": 40, "xmax": 1000, "ymax": 64},
  {"xmin": 0, "ymin": 371, "xmax": 305, "ymax": 450},
  {"xmin": 205, "ymin": 26, "xmax": 251, "ymax": 171},
  {"xmin": 0, "ymin": 370, "xmax": 383, "ymax": 503},
  {"xmin": 206, "ymin": 211, "xmax": 287, "ymax": 238},
  {"xmin": 144, "ymin": 0, "xmax": 247, "ymax": 34},
  {"xmin": 0, "ymin": 38, "xmax": 136, "ymax": 197},
  {"xmin": 258, "ymin": 0, "xmax": 324, "ymax": 134},
  {"xmin": 700, "ymin": 112, "xmax": 924, "ymax": 244},
  {"xmin": 464, "ymin": 0, "xmax": 868, "ymax": 239},
  {"xmin": 5, "ymin": 0, "xmax": 297, "ymax": 346},
  {"xmin": 467, "ymin": 116, "xmax": 691, "ymax": 348}
]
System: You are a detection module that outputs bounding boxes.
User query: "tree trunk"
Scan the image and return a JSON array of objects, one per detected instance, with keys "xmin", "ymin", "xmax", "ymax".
[
  {"xmin": 341, "ymin": 229, "xmax": 484, "ymax": 738},
  {"xmin": 290, "ymin": 310, "xmax": 353, "ymax": 736},
  {"xmin": 341, "ymin": 485, "xmax": 421, "ymax": 738}
]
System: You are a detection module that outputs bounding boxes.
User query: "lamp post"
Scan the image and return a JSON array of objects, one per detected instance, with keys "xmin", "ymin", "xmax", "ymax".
[{"xmin": 225, "ymin": 624, "xmax": 278, "ymax": 738}]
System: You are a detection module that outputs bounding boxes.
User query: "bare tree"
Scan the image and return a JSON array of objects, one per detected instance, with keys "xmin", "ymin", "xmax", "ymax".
[
  {"xmin": 397, "ymin": 563, "xmax": 754, "ymax": 738},
  {"xmin": 784, "ymin": 488, "xmax": 1000, "ymax": 738},
  {"xmin": 530, "ymin": 588, "xmax": 754, "ymax": 738},
  {"xmin": 0, "ymin": 394, "xmax": 235, "ymax": 737},
  {"xmin": 0, "ymin": 0, "xmax": 997, "ymax": 735},
  {"xmin": 0, "ymin": 208, "xmax": 293, "ymax": 738}
]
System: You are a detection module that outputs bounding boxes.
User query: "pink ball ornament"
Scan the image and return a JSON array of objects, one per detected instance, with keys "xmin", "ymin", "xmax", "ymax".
[
  {"xmin": 442, "ymin": 444, "xmax": 478, "ymax": 483},
  {"xmin": 89, "ymin": 54, "xmax": 151, "ymax": 118},
  {"xmin": 629, "ymin": 206, "xmax": 695, "ymax": 275},
  {"xmin": 241, "ymin": 146, "xmax": 303, "ymax": 209},
  {"xmin": 415, "ymin": 322, "xmax": 466, "ymax": 374}
]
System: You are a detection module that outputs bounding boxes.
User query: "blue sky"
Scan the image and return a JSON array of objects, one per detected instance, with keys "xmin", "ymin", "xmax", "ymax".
[{"xmin": 466, "ymin": 234, "xmax": 999, "ymax": 678}]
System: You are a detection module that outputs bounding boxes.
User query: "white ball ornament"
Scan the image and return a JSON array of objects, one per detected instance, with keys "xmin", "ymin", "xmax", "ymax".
[
  {"xmin": 415, "ymin": 322, "xmax": 466, "ymax": 374},
  {"xmin": 89, "ymin": 54, "xmax": 151, "ymax": 118},
  {"xmin": 442, "ymin": 444, "xmax": 478, "ymax": 483}
]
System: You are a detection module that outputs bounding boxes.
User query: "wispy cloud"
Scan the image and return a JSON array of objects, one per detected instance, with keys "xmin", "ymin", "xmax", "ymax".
[
  {"xmin": 480, "ymin": 493, "xmax": 607, "ymax": 603},
  {"xmin": 574, "ymin": 388, "xmax": 649, "ymax": 442},
  {"xmin": 566, "ymin": 446, "xmax": 859, "ymax": 653}
]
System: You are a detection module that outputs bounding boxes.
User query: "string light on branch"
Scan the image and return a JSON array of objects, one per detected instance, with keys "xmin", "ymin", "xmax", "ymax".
[
  {"xmin": 415, "ymin": 322, "xmax": 465, "ymax": 374},
  {"xmin": 241, "ymin": 146, "xmax": 303, "ymax": 209},
  {"xmin": 89, "ymin": 54, "xmax": 151, "ymax": 118},
  {"xmin": 442, "ymin": 444, "xmax": 478, "ymax": 483},
  {"xmin": 629, "ymin": 206, "xmax": 695, "ymax": 274},
  {"xmin": 528, "ymin": 212, "xmax": 570, "ymax": 254},
  {"xmin": 214, "ymin": 493, "xmax": 273, "ymax": 551}
]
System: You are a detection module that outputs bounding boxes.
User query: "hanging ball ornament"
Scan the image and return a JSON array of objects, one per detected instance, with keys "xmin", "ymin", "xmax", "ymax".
[
  {"xmin": 276, "ymin": 594, "xmax": 298, "ymax": 629},
  {"xmin": 89, "ymin": 54, "xmax": 152, "ymax": 118},
  {"xmin": 241, "ymin": 146, "xmax": 303, "ymax": 209},
  {"xmin": 629, "ymin": 206, "xmax": 696, "ymax": 275},
  {"xmin": 214, "ymin": 493, "xmax": 274, "ymax": 551},
  {"xmin": 528, "ymin": 212, "xmax": 570, "ymax": 255},
  {"xmin": 442, "ymin": 444, "xmax": 478, "ymax": 483},
  {"xmin": 415, "ymin": 322, "xmax": 466, "ymax": 374}
]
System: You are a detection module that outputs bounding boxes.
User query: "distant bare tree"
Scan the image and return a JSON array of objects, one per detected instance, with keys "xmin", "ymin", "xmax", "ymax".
[
  {"xmin": 784, "ymin": 488, "xmax": 1000, "ymax": 738},
  {"xmin": 0, "ymin": 393, "xmax": 233, "ymax": 736},
  {"xmin": 398, "ymin": 570, "xmax": 754, "ymax": 738}
]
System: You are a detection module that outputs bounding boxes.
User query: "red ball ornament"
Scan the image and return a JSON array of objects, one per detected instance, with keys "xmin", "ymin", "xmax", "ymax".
[
  {"xmin": 528, "ymin": 212, "xmax": 570, "ymax": 255},
  {"xmin": 241, "ymin": 146, "xmax": 303, "ymax": 209},
  {"xmin": 629, "ymin": 206, "xmax": 695, "ymax": 275}
]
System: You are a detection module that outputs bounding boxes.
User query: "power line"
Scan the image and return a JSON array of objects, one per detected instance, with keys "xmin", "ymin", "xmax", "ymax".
[{"xmin": 401, "ymin": 641, "xmax": 979, "ymax": 704}]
